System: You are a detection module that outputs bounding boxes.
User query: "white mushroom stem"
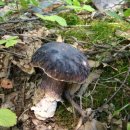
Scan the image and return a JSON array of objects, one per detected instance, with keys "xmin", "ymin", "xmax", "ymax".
[
  {"xmin": 31, "ymin": 96, "xmax": 60, "ymax": 120},
  {"xmin": 31, "ymin": 75, "xmax": 65, "ymax": 120}
]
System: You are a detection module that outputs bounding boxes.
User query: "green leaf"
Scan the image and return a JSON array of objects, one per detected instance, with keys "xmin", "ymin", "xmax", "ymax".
[
  {"xmin": 0, "ymin": 1, "xmax": 5, "ymax": 6},
  {"xmin": 65, "ymin": 0, "xmax": 73, "ymax": 5},
  {"xmin": 19, "ymin": 0, "xmax": 28, "ymax": 9},
  {"xmin": 127, "ymin": 123, "xmax": 130, "ymax": 130},
  {"xmin": 66, "ymin": 5, "xmax": 81, "ymax": 10},
  {"xmin": 82, "ymin": 5, "xmax": 95, "ymax": 12},
  {"xmin": 31, "ymin": 0, "xmax": 39, "ymax": 6},
  {"xmin": 0, "ymin": 40, "xmax": 6, "ymax": 45},
  {"xmin": 7, "ymin": 36, "xmax": 18, "ymax": 40},
  {"xmin": 5, "ymin": 39, "xmax": 18, "ymax": 47},
  {"xmin": 52, "ymin": 15, "xmax": 67, "ymax": 26},
  {"xmin": 0, "ymin": 36, "xmax": 18, "ymax": 47},
  {"xmin": 35, "ymin": 14, "xmax": 55, "ymax": 21},
  {"xmin": 106, "ymin": 11, "xmax": 122, "ymax": 20},
  {"xmin": 73, "ymin": 0, "xmax": 80, "ymax": 6},
  {"xmin": 0, "ymin": 108, "xmax": 17, "ymax": 127},
  {"xmin": 124, "ymin": 8, "xmax": 130, "ymax": 17},
  {"xmin": 35, "ymin": 14, "xmax": 67, "ymax": 26},
  {"xmin": 113, "ymin": 103, "xmax": 130, "ymax": 116}
]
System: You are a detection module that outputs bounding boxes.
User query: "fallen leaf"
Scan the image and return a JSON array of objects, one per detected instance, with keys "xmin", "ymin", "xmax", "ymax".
[
  {"xmin": 77, "ymin": 70, "xmax": 103, "ymax": 96},
  {"xmin": 56, "ymin": 35, "xmax": 64, "ymax": 42},
  {"xmin": 88, "ymin": 60, "xmax": 100, "ymax": 68},
  {"xmin": 79, "ymin": 119, "xmax": 107, "ymax": 130},
  {"xmin": 0, "ymin": 78, "xmax": 13, "ymax": 89},
  {"xmin": 115, "ymin": 30, "xmax": 130, "ymax": 40},
  {"xmin": 1, "ymin": 92, "xmax": 18, "ymax": 111},
  {"xmin": 43, "ymin": 3, "xmax": 62, "ymax": 12},
  {"xmin": 11, "ymin": 27, "xmax": 50, "ymax": 74},
  {"xmin": 0, "ymin": 53, "xmax": 12, "ymax": 78}
]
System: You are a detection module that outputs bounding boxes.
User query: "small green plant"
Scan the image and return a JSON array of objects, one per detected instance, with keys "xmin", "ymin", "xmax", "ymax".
[
  {"xmin": 60, "ymin": 13, "xmax": 84, "ymax": 25},
  {"xmin": 106, "ymin": 11, "xmax": 122, "ymax": 20},
  {"xmin": 0, "ymin": 1, "xmax": 5, "ymax": 6},
  {"xmin": 0, "ymin": 108, "xmax": 17, "ymax": 127},
  {"xmin": 124, "ymin": 8, "xmax": 130, "ymax": 17},
  {"xmin": 35, "ymin": 14, "xmax": 67, "ymax": 26},
  {"xmin": 113, "ymin": 103, "xmax": 130, "ymax": 117},
  {"xmin": 0, "ymin": 36, "xmax": 19, "ymax": 47},
  {"xmin": 65, "ymin": 0, "xmax": 95, "ymax": 12},
  {"xmin": 127, "ymin": 123, "xmax": 130, "ymax": 130},
  {"xmin": 90, "ymin": 21, "xmax": 116, "ymax": 43},
  {"xmin": 19, "ymin": 0, "xmax": 39, "ymax": 9}
]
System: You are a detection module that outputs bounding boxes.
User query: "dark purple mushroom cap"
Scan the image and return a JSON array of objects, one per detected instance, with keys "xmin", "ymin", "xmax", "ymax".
[{"xmin": 31, "ymin": 42, "xmax": 90, "ymax": 83}]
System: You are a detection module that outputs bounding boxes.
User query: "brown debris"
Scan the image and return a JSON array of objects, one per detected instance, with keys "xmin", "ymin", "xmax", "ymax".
[
  {"xmin": 0, "ymin": 78, "xmax": 13, "ymax": 89},
  {"xmin": 0, "ymin": 53, "xmax": 12, "ymax": 78},
  {"xmin": 78, "ymin": 119, "xmax": 107, "ymax": 130},
  {"xmin": 11, "ymin": 27, "xmax": 50, "ymax": 74}
]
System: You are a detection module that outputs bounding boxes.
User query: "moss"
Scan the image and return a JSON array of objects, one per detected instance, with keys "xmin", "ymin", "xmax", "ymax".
[
  {"xmin": 90, "ymin": 21, "xmax": 115, "ymax": 43},
  {"xmin": 59, "ymin": 20, "xmax": 130, "ymax": 45},
  {"xmin": 55, "ymin": 103, "xmax": 76, "ymax": 130},
  {"xmin": 89, "ymin": 60, "xmax": 129, "ymax": 109},
  {"xmin": 60, "ymin": 27, "xmax": 88, "ymax": 41},
  {"xmin": 89, "ymin": 20, "xmax": 130, "ymax": 44},
  {"xmin": 60, "ymin": 12, "xmax": 85, "ymax": 25}
]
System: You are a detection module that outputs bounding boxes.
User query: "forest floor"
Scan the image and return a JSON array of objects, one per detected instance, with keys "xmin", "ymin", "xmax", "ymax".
[{"xmin": 0, "ymin": 1, "xmax": 130, "ymax": 130}]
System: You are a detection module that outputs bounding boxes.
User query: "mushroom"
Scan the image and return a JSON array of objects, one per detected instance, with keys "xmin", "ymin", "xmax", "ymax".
[{"xmin": 31, "ymin": 42, "xmax": 90, "ymax": 120}]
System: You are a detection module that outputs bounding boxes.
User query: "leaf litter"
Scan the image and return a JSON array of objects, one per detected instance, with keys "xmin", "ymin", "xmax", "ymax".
[{"xmin": 0, "ymin": 1, "xmax": 130, "ymax": 130}]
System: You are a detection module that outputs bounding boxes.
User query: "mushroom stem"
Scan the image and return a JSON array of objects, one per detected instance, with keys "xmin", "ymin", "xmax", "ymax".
[
  {"xmin": 41, "ymin": 75, "xmax": 66, "ymax": 100},
  {"xmin": 31, "ymin": 75, "xmax": 66, "ymax": 120}
]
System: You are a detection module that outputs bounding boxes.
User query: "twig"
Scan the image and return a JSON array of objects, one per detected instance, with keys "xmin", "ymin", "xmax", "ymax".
[
  {"xmin": 84, "ymin": 78, "xmax": 99, "ymax": 97},
  {"xmin": 93, "ymin": 44, "xmax": 111, "ymax": 49},
  {"xmin": 66, "ymin": 25, "xmax": 91, "ymax": 28},
  {"xmin": 0, "ymin": 48, "xmax": 26, "ymax": 58},
  {"xmin": 101, "ymin": 71, "xmax": 127, "ymax": 81},
  {"xmin": 12, "ymin": 34, "xmax": 52, "ymax": 42},
  {"xmin": 0, "ymin": 18, "xmax": 39, "ymax": 25},
  {"xmin": 65, "ymin": 90, "xmax": 86, "ymax": 118},
  {"xmin": 114, "ymin": 43, "xmax": 130, "ymax": 57},
  {"xmin": 75, "ymin": 117, "xmax": 83, "ymax": 130},
  {"xmin": 105, "ymin": 67, "xmax": 130, "ymax": 104},
  {"xmin": 102, "ymin": 51, "xmax": 130, "ymax": 63}
]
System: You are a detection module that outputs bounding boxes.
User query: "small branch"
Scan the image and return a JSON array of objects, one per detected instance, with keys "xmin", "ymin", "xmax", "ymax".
[
  {"xmin": 0, "ymin": 48, "xmax": 26, "ymax": 58},
  {"xmin": 75, "ymin": 117, "xmax": 83, "ymax": 130},
  {"xmin": 12, "ymin": 34, "xmax": 52, "ymax": 42},
  {"xmin": 65, "ymin": 90, "xmax": 86, "ymax": 118},
  {"xmin": 0, "ymin": 18, "xmax": 39, "ymax": 25},
  {"xmin": 104, "ymin": 67, "xmax": 130, "ymax": 104}
]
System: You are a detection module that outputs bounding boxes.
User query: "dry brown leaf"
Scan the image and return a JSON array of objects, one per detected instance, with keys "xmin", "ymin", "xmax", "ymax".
[
  {"xmin": 79, "ymin": 119, "xmax": 107, "ymax": 130},
  {"xmin": 32, "ymin": 118, "xmax": 67, "ymax": 130},
  {"xmin": 19, "ymin": 113, "xmax": 29, "ymax": 122},
  {"xmin": 88, "ymin": 60, "xmax": 100, "ymax": 68},
  {"xmin": 0, "ymin": 94, "xmax": 5, "ymax": 103},
  {"xmin": 0, "ymin": 78, "xmax": 13, "ymax": 89},
  {"xmin": 115, "ymin": 30, "xmax": 130, "ymax": 40},
  {"xmin": 54, "ymin": 124, "xmax": 68, "ymax": 130},
  {"xmin": 32, "ymin": 118, "xmax": 49, "ymax": 130},
  {"xmin": 68, "ymin": 83, "xmax": 81, "ymax": 96},
  {"xmin": 11, "ymin": 27, "xmax": 50, "ymax": 74},
  {"xmin": 69, "ymin": 70, "xmax": 103, "ymax": 96},
  {"xmin": 0, "ymin": 53, "xmax": 12, "ymax": 78},
  {"xmin": 1, "ymin": 92, "xmax": 18, "ymax": 111},
  {"xmin": 77, "ymin": 70, "xmax": 103, "ymax": 96},
  {"xmin": 43, "ymin": 3, "xmax": 62, "ymax": 12},
  {"xmin": 56, "ymin": 35, "xmax": 64, "ymax": 42}
]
